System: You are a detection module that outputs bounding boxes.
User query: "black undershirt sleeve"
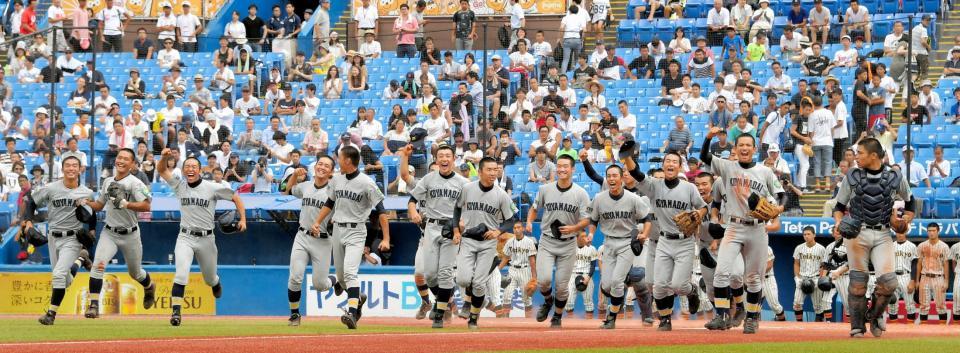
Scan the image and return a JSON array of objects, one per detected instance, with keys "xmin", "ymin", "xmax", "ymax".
[{"xmin": 700, "ymin": 137, "xmax": 713, "ymax": 166}]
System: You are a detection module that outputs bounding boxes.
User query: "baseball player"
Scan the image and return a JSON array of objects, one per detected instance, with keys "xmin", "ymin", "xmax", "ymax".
[
  {"xmin": 310, "ymin": 146, "xmax": 390, "ymax": 329},
  {"xmin": 29, "ymin": 157, "xmax": 94, "ymax": 325},
  {"xmin": 915, "ymin": 222, "xmax": 951, "ymax": 323},
  {"xmin": 283, "ymin": 155, "xmax": 337, "ymax": 326},
  {"xmin": 699, "ymin": 127, "xmax": 786, "ymax": 334},
  {"xmin": 564, "ymin": 233, "xmax": 598, "ymax": 318},
  {"xmin": 525, "ymin": 154, "xmax": 592, "ymax": 328},
  {"xmin": 792, "ymin": 226, "xmax": 827, "ymax": 322},
  {"xmin": 158, "ymin": 149, "xmax": 247, "ymax": 326},
  {"xmin": 80, "ymin": 148, "xmax": 156, "ymax": 319},
  {"xmin": 500, "ymin": 223, "xmax": 538, "ymax": 318},
  {"xmin": 950, "ymin": 241, "xmax": 960, "ymax": 323},
  {"xmin": 699, "ymin": 173, "xmax": 750, "ymax": 324},
  {"xmin": 888, "ymin": 231, "xmax": 917, "ymax": 321},
  {"xmin": 402, "ymin": 145, "xmax": 468, "ymax": 328},
  {"xmin": 832, "ymin": 137, "xmax": 915, "ymax": 337},
  {"xmin": 625, "ymin": 153, "xmax": 706, "ymax": 331},
  {"xmin": 819, "ymin": 231, "xmax": 848, "ymax": 322},
  {"xmin": 592, "ymin": 164, "xmax": 651, "ymax": 329},
  {"xmin": 764, "ymin": 246, "xmax": 786, "ymax": 321},
  {"xmin": 451, "ymin": 157, "xmax": 517, "ymax": 329}
]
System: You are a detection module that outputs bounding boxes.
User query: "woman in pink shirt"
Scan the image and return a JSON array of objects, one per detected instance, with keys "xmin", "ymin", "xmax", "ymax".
[
  {"xmin": 392, "ymin": 4, "xmax": 418, "ymax": 59},
  {"xmin": 70, "ymin": 1, "xmax": 91, "ymax": 51}
]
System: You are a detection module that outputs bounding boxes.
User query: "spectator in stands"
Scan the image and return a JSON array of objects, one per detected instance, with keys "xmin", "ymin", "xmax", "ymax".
[
  {"xmin": 392, "ymin": 4, "xmax": 419, "ymax": 59},
  {"xmin": 438, "ymin": 51, "xmax": 464, "ymax": 81},
  {"xmin": 52, "ymin": 49, "xmax": 81, "ymax": 80},
  {"xmin": 352, "ymin": 0, "xmax": 379, "ymax": 48},
  {"xmin": 624, "ymin": 45, "xmax": 655, "ymax": 80},
  {"xmin": 846, "ymin": 69, "xmax": 869, "ymax": 137},
  {"xmin": 97, "ymin": 0, "xmax": 129, "ymax": 52},
  {"xmin": 40, "ymin": 61, "xmax": 63, "ymax": 84},
  {"xmin": 213, "ymin": 37, "xmax": 235, "ymax": 66},
  {"xmin": 598, "ymin": 47, "xmax": 627, "ymax": 81},
  {"xmin": 722, "ymin": 27, "xmax": 745, "ymax": 60},
  {"xmin": 211, "ymin": 59, "xmax": 236, "ymax": 95},
  {"xmin": 528, "ymin": 146, "xmax": 556, "ymax": 183},
  {"xmin": 450, "ymin": 0, "xmax": 478, "ymax": 50},
  {"xmin": 347, "ymin": 65, "xmax": 368, "ymax": 94},
  {"xmin": 153, "ymin": 39, "xmax": 181, "ymax": 71},
  {"xmin": 730, "ymin": 0, "xmax": 752, "ymax": 39},
  {"xmin": 413, "ymin": 61, "xmax": 438, "ymax": 89},
  {"xmin": 588, "ymin": 42, "xmax": 607, "ymax": 70},
  {"xmin": 19, "ymin": 0, "xmax": 36, "ymax": 36},
  {"xmin": 423, "ymin": 102, "xmax": 451, "ymax": 146},
  {"xmin": 234, "ymin": 86, "xmax": 262, "ymax": 118},
  {"xmin": 64, "ymin": 76, "xmax": 89, "ymax": 111},
  {"xmin": 616, "ymin": 101, "xmax": 637, "ymax": 136},
  {"xmin": 759, "ymin": 101, "xmax": 790, "ymax": 157},
  {"xmin": 176, "ymin": 2, "xmax": 202, "ymax": 52},
  {"xmin": 919, "ymin": 81, "xmax": 942, "ymax": 119},
  {"xmin": 762, "ymin": 62, "xmax": 791, "ymax": 97},
  {"xmin": 120, "ymin": 69, "xmax": 146, "ymax": 101},
  {"xmin": 809, "ymin": 96, "xmax": 834, "ymax": 193},
  {"xmin": 354, "ymin": 32, "xmax": 381, "ymax": 60},
  {"xmin": 706, "ymin": 0, "xmax": 730, "ymax": 46},
  {"xmin": 763, "ymin": 144, "xmax": 791, "ymax": 177},
  {"xmin": 323, "ymin": 66, "xmax": 343, "ymax": 99},
  {"xmin": 687, "ymin": 49, "xmax": 715, "ymax": 79},
  {"xmin": 484, "ymin": 68, "xmax": 505, "ymax": 120},
  {"xmin": 944, "ymin": 48, "xmax": 960, "ymax": 78},
  {"xmin": 708, "ymin": 93, "xmax": 734, "ymax": 129},
  {"xmin": 744, "ymin": 33, "xmax": 770, "ymax": 62},
  {"xmin": 903, "ymin": 91, "xmax": 931, "ymax": 125},
  {"xmin": 358, "ymin": 111, "xmax": 383, "ymax": 141},
  {"xmin": 805, "ymin": 0, "xmax": 830, "ymax": 44},
  {"xmin": 924, "ymin": 145, "xmax": 952, "ymax": 181},
  {"xmin": 300, "ymin": 118, "xmax": 328, "ymax": 155},
  {"xmin": 866, "ymin": 73, "xmax": 889, "ymax": 136},
  {"xmin": 268, "ymin": 132, "xmax": 295, "ymax": 164},
  {"xmin": 250, "ymin": 157, "xmax": 273, "ymax": 192},
  {"xmin": 666, "ymin": 27, "xmax": 692, "ymax": 54},
  {"xmin": 897, "ymin": 146, "xmax": 930, "ymax": 188},
  {"xmin": 528, "ymin": 124, "xmax": 558, "ymax": 159},
  {"xmin": 461, "ymin": 53, "xmax": 480, "ymax": 76},
  {"xmin": 778, "ymin": 27, "xmax": 803, "ymax": 63},
  {"xmin": 559, "ymin": 5, "xmax": 584, "ymax": 73},
  {"xmin": 750, "ymin": 0, "xmax": 774, "ymax": 43},
  {"xmin": 883, "ymin": 21, "xmax": 905, "ymax": 57},
  {"xmin": 832, "ymin": 36, "xmax": 858, "ymax": 69},
  {"xmin": 108, "ymin": 119, "xmax": 133, "ymax": 150},
  {"xmin": 509, "ymin": 41, "xmax": 536, "ymax": 82},
  {"xmin": 669, "ymin": 75, "xmax": 693, "ymax": 106},
  {"xmin": 912, "ymin": 15, "xmax": 933, "ymax": 80},
  {"xmin": 729, "ymin": 114, "xmax": 757, "ymax": 142},
  {"xmin": 828, "ymin": 88, "xmax": 849, "ymax": 164},
  {"xmin": 286, "ymin": 51, "xmax": 313, "ymax": 83},
  {"xmin": 949, "ymin": 88, "xmax": 960, "ymax": 124},
  {"xmin": 513, "ymin": 109, "xmax": 536, "ymax": 133},
  {"xmin": 840, "ymin": 0, "xmax": 871, "ymax": 43},
  {"xmin": 17, "ymin": 57, "xmax": 40, "ymax": 83},
  {"xmin": 664, "ymin": 116, "xmax": 692, "ymax": 155},
  {"xmin": 154, "ymin": 2, "xmax": 177, "ymax": 44},
  {"xmin": 801, "ymin": 42, "xmax": 831, "ymax": 77},
  {"xmin": 656, "ymin": 47, "xmax": 680, "ymax": 78},
  {"xmin": 235, "ymin": 118, "xmax": 261, "ymax": 153},
  {"xmin": 682, "ymin": 83, "xmax": 709, "ymax": 114},
  {"xmin": 241, "ymin": 5, "xmax": 265, "ymax": 52},
  {"xmin": 272, "ymin": 86, "xmax": 296, "ymax": 116}
]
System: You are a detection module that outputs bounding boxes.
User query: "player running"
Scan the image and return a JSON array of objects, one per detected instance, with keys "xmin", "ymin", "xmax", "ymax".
[
  {"xmin": 80, "ymin": 148, "xmax": 156, "ymax": 319},
  {"xmin": 158, "ymin": 149, "xmax": 247, "ymax": 326},
  {"xmin": 525, "ymin": 154, "xmax": 592, "ymax": 328}
]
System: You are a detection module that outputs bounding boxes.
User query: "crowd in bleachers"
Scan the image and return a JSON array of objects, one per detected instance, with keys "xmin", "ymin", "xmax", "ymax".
[{"xmin": 0, "ymin": 0, "xmax": 958, "ymax": 248}]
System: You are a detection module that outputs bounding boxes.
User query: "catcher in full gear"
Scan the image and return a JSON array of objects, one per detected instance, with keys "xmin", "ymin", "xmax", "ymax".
[{"xmin": 832, "ymin": 137, "xmax": 915, "ymax": 338}]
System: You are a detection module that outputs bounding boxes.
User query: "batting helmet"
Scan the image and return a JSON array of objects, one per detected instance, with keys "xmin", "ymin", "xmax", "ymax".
[
  {"xmin": 800, "ymin": 278, "xmax": 816, "ymax": 295},
  {"xmin": 500, "ymin": 275, "xmax": 512, "ymax": 289},
  {"xmin": 217, "ymin": 210, "xmax": 242, "ymax": 234},
  {"xmin": 629, "ymin": 229, "xmax": 643, "ymax": 256},
  {"xmin": 575, "ymin": 275, "xmax": 588, "ymax": 292},
  {"xmin": 75, "ymin": 204, "xmax": 95, "ymax": 224},
  {"xmin": 708, "ymin": 222, "xmax": 725, "ymax": 239},
  {"xmin": 24, "ymin": 226, "xmax": 47, "ymax": 247},
  {"xmin": 817, "ymin": 276, "xmax": 834, "ymax": 291},
  {"xmin": 699, "ymin": 247, "xmax": 717, "ymax": 269}
]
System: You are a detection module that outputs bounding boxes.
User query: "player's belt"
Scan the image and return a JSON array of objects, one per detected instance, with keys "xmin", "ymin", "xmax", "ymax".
[
  {"xmin": 359, "ymin": 27, "xmax": 375, "ymax": 30},
  {"xmin": 180, "ymin": 227, "xmax": 213, "ymax": 237},
  {"xmin": 660, "ymin": 231, "xmax": 686, "ymax": 240},
  {"xmin": 105, "ymin": 225, "xmax": 138, "ymax": 235},
  {"xmin": 298, "ymin": 227, "xmax": 330, "ymax": 238},
  {"xmin": 728, "ymin": 216, "xmax": 762, "ymax": 226},
  {"xmin": 896, "ymin": 270, "xmax": 910, "ymax": 275},
  {"xmin": 425, "ymin": 218, "xmax": 449, "ymax": 225},
  {"xmin": 336, "ymin": 222, "xmax": 361, "ymax": 228},
  {"xmin": 50, "ymin": 229, "xmax": 81, "ymax": 238},
  {"xmin": 511, "ymin": 264, "xmax": 528, "ymax": 269},
  {"xmin": 922, "ymin": 273, "xmax": 943, "ymax": 278},
  {"xmin": 862, "ymin": 224, "xmax": 889, "ymax": 230}
]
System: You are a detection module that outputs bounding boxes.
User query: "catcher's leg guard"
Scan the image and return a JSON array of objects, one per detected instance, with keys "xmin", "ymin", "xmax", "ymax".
[
  {"xmin": 868, "ymin": 273, "xmax": 898, "ymax": 320},
  {"xmin": 848, "ymin": 271, "xmax": 869, "ymax": 334}
]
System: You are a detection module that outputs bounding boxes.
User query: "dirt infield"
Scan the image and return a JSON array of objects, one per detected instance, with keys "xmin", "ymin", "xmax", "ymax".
[{"xmin": 3, "ymin": 317, "xmax": 957, "ymax": 353}]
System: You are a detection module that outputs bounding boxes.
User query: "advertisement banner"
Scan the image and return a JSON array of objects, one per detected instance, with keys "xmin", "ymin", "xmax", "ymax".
[
  {"xmin": 355, "ymin": 0, "xmax": 566, "ymax": 17},
  {"xmin": 61, "ymin": 0, "xmax": 226, "ymax": 19},
  {"xmin": 0, "ymin": 272, "xmax": 215, "ymax": 315},
  {"xmin": 305, "ymin": 273, "xmax": 530, "ymax": 317}
]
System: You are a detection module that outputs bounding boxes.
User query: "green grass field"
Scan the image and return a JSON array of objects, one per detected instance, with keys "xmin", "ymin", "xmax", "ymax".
[
  {"xmin": 0, "ymin": 317, "xmax": 443, "ymax": 343},
  {"xmin": 479, "ymin": 337, "xmax": 960, "ymax": 353}
]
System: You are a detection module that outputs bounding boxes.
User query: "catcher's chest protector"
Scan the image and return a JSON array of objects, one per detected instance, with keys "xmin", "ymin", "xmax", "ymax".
[{"xmin": 848, "ymin": 168, "xmax": 900, "ymax": 226}]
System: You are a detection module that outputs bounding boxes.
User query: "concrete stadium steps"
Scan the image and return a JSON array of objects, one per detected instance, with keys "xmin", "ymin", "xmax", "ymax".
[
  {"xmin": 583, "ymin": 0, "xmax": 624, "ymax": 48},
  {"xmin": 799, "ymin": 191, "xmax": 832, "ymax": 217}
]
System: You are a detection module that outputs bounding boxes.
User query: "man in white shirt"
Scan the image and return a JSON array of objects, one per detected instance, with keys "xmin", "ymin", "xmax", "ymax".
[
  {"xmin": 508, "ymin": 0, "xmax": 525, "ymax": 42},
  {"xmin": 353, "ymin": 0, "xmax": 379, "ymax": 48},
  {"xmin": 556, "ymin": 75, "xmax": 577, "ymax": 108},
  {"xmin": 302, "ymin": 84, "xmax": 321, "ymax": 120},
  {"xmin": 530, "ymin": 30, "xmax": 553, "ymax": 77},
  {"xmin": 898, "ymin": 146, "xmax": 930, "ymax": 188},
  {"xmin": 759, "ymin": 102, "xmax": 790, "ymax": 158},
  {"xmin": 176, "ymin": 2, "xmax": 203, "ymax": 52},
  {"xmin": 779, "ymin": 27, "xmax": 804, "ymax": 62},
  {"xmin": 55, "ymin": 48, "xmax": 83, "ymax": 77},
  {"xmin": 507, "ymin": 89, "xmax": 533, "ymax": 126},
  {"xmin": 358, "ymin": 114, "xmax": 383, "ymax": 140},
  {"xmin": 92, "ymin": 85, "xmax": 117, "ymax": 117},
  {"xmin": 616, "ymin": 100, "xmax": 637, "ymax": 135},
  {"xmin": 559, "ymin": 5, "xmax": 585, "ymax": 73},
  {"xmin": 927, "ymin": 146, "xmax": 952, "ymax": 180},
  {"xmin": 18, "ymin": 57, "xmax": 42, "ymax": 83},
  {"xmin": 422, "ymin": 103, "xmax": 450, "ymax": 144},
  {"xmin": 9, "ymin": 1, "xmax": 22, "ymax": 37},
  {"xmin": 157, "ymin": 38, "xmax": 181, "ymax": 69},
  {"xmin": 588, "ymin": 42, "xmax": 607, "ymax": 69},
  {"xmin": 764, "ymin": 62, "xmax": 792, "ymax": 97},
  {"xmin": 158, "ymin": 94, "xmax": 184, "ymax": 126},
  {"xmin": 883, "ymin": 21, "xmax": 905, "ymax": 57},
  {"xmin": 706, "ymin": 0, "xmax": 731, "ymax": 46},
  {"xmin": 46, "ymin": 0, "xmax": 67, "ymax": 48},
  {"xmin": 912, "ymin": 15, "xmax": 933, "ymax": 81},
  {"xmin": 97, "ymin": 0, "xmax": 129, "ymax": 52},
  {"xmin": 439, "ymin": 52, "xmax": 464, "ymax": 81},
  {"xmin": 156, "ymin": 3, "xmax": 177, "ymax": 42},
  {"xmin": 832, "ymin": 36, "xmax": 858, "ymax": 68},
  {"xmin": 808, "ymin": 100, "xmax": 836, "ymax": 192},
  {"xmin": 359, "ymin": 32, "xmax": 381, "ymax": 59},
  {"xmin": 569, "ymin": 107, "xmax": 592, "ymax": 139},
  {"xmin": 827, "ymin": 88, "xmax": 849, "ymax": 166},
  {"xmin": 841, "ymin": 0, "xmax": 871, "ymax": 42},
  {"xmin": 513, "ymin": 109, "xmax": 537, "ymax": 133},
  {"xmin": 234, "ymin": 87, "xmax": 262, "ymax": 118},
  {"xmin": 682, "ymin": 84, "xmax": 709, "ymax": 114},
  {"xmin": 211, "ymin": 59, "xmax": 235, "ymax": 94},
  {"xmin": 508, "ymin": 41, "xmax": 536, "ymax": 79},
  {"xmin": 413, "ymin": 61, "xmax": 437, "ymax": 88}
]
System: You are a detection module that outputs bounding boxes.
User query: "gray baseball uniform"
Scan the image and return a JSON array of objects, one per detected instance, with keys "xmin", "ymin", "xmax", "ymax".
[
  {"xmin": 169, "ymin": 178, "xmax": 235, "ymax": 287},
  {"xmin": 328, "ymin": 171, "xmax": 384, "ymax": 289},
  {"xmin": 455, "ymin": 181, "xmax": 515, "ymax": 298},
  {"xmin": 32, "ymin": 181, "xmax": 93, "ymax": 289},
  {"xmin": 91, "ymin": 175, "xmax": 152, "ymax": 283},
  {"xmin": 888, "ymin": 240, "xmax": 917, "ymax": 316},
  {"xmin": 700, "ymin": 179, "xmax": 744, "ymax": 300},
  {"xmin": 532, "ymin": 182, "xmax": 591, "ymax": 303},
  {"xmin": 638, "ymin": 177, "xmax": 706, "ymax": 301},
  {"xmin": 411, "ymin": 171, "xmax": 468, "ymax": 290},
  {"xmin": 591, "ymin": 190, "xmax": 650, "ymax": 299},
  {"xmin": 834, "ymin": 166, "xmax": 911, "ymax": 275},
  {"xmin": 288, "ymin": 180, "xmax": 334, "ymax": 293},
  {"xmin": 503, "ymin": 236, "xmax": 538, "ymax": 309}
]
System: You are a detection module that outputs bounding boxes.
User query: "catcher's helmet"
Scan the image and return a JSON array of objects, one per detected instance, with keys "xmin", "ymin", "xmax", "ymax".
[
  {"xmin": 800, "ymin": 278, "xmax": 816, "ymax": 295},
  {"xmin": 575, "ymin": 275, "xmax": 588, "ymax": 292},
  {"xmin": 217, "ymin": 210, "xmax": 242, "ymax": 234}
]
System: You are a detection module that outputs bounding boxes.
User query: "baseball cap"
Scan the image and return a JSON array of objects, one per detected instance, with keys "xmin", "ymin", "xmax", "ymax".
[
  {"xmin": 459, "ymin": 164, "xmax": 470, "ymax": 171},
  {"xmin": 921, "ymin": 79, "xmax": 933, "ymax": 87},
  {"xmin": 491, "ymin": 54, "xmax": 501, "ymax": 61},
  {"xmin": 922, "ymin": 14, "xmax": 932, "ymax": 21},
  {"xmin": 767, "ymin": 144, "xmax": 780, "ymax": 154},
  {"xmin": 902, "ymin": 145, "xmax": 914, "ymax": 152},
  {"xmin": 841, "ymin": 35, "xmax": 851, "ymax": 41},
  {"xmin": 581, "ymin": 133, "xmax": 593, "ymax": 142},
  {"xmin": 193, "ymin": 74, "xmax": 204, "ymax": 81}
]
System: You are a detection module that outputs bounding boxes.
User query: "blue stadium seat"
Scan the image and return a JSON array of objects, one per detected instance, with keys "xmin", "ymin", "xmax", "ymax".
[{"xmin": 934, "ymin": 188, "xmax": 959, "ymax": 218}]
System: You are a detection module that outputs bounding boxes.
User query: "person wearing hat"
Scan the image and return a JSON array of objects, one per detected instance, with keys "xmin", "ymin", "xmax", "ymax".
[
  {"xmin": 919, "ymin": 80, "xmax": 942, "ymax": 118},
  {"xmin": 157, "ymin": 2, "xmax": 177, "ymax": 43},
  {"xmin": 583, "ymin": 80, "xmax": 606, "ymax": 112},
  {"xmin": 786, "ymin": 0, "xmax": 808, "ymax": 35},
  {"xmin": 123, "ymin": 68, "xmax": 146, "ymax": 100},
  {"xmin": 898, "ymin": 146, "xmax": 931, "ymax": 188},
  {"xmin": 749, "ymin": 0, "xmax": 774, "ymax": 43},
  {"xmin": 157, "ymin": 37, "xmax": 182, "ymax": 70},
  {"xmin": 944, "ymin": 47, "xmax": 960, "ymax": 78},
  {"xmin": 832, "ymin": 35, "xmax": 858, "ymax": 68},
  {"xmin": 358, "ymin": 31, "xmax": 382, "ymax": 59},
  {"xmin": 186, "ymin": 74, "xmax": 214, "ymax": 112},
  {"xmin": 160, "ymin": 64, "xmax": 186, "ymax": 99},
  {"xmin": 55, "ymin": 47, "xmax": 83, "ymax": 77},
  {"xmin": 841, "ymin": 0, "xmax": 872, "ymax": 43},
  {"xmin": 176, "ymin": 2, "xmax": 202, "ymax": 52}
]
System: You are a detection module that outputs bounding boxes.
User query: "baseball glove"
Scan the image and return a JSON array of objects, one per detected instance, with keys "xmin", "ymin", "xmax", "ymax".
[
  {"xmin": 838, "ymin": 216, "xmax": 862, "ymax": 239},
  {"xmin": 106, "ymin": 182, "xmax": 126, "ymax": 208},
  {"xmin": 890, "ymin": 217, "xmax": 909, "ymax": 234},
  {"xmin": 497, "ymin": 232, "xmax": 512, "ymax": 258},
  {"xmin": 523, "ymin": 278, "xmax": 537, "ymax": 297},
  {"xmin": 673, "ymin": 210, "xmax": 702, "ymax": 236},
  {"xmin": 747, "ymin": 193, "xmax": 781, "ymax": 221},
  {"xmin": 800, "ymin": 278, "xmax": 815, "ymax": 295}
]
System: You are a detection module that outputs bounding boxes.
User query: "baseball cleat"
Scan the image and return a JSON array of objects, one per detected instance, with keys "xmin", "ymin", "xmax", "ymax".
[
  {"xmin": 340, "ymin": 312, "xmax": 358, "ymax": 329},
  {"xmin": 869, "ymin": 317, "xmax": 887, "ymax": 337},
  {"xmin": 467, "ymin": 314, "xmax": 479, "ymax": 330},
  {"xmin": 431, "ymin": 316, "xmax": 444, "ymax": 329},
  {"xmin": 416, "ymin": 299, "xmax": 432, "ymax": 320},
  {"xmin": 775, "ymin": 312, "xmax": 786, "ymax": 321},
  {"xmin": 356, "ymin": 293, "xmax": 368, "ymax": 320},
  {"xmin": 170, "ymin": 311, "xmax": 182, "ymax": 327},
  {"xmin": 731, "ymin": 309, "xmax": 747, "ymax": 327},
  {"xmin": 550, "ymin": 316, "xmax": 562, "ymax": 329},
  {"xmin": 536, "ymin": 297, "xmax": 554, "ymax": 322},
  {"xmin": 687, "ymin": 288, "xmax": 700, "ymax": 315},
  {"xmin": 743, "ymin": 317, "xmax": 759, "ymax": 334},
  {"xmin": 658, "ymin": 317, "xmax": 672, "ymax": 332},
  {"xmin": 143, "ymin": 284, "xmax": 156, "ymax": 309},
  {"xmin": 78, "ymin": 249, "xmax": 93, "ymax": 271},
  {"xmin": 212, "ymin": 283, "xmax": 223, "ymax": 299},
  {"xmin": 288, "ymin": 313, "xmax": 301, "ymax": 326},
  {"xmin": 849, "ymin": 328, "xmax": 865, "ymax": 338},
  {"xmin": 704, "ymin": 314, "xmax": 730, "ymax": 330},
  {"xmin": 643, "ymin": 317, "xmax": 654, "ymax": 326},
  {"xmin": 599, "ymin": 313, "xmax": 617, "ymax": 330},
  {"xmin": 444, "ymin": 306, "xmax": 454, "ymax": 323},
  {"xmin": 84, "ymin": 302, "xmax": 99, "ymax": 319},
  {"xmin": 457, "ymin": 305, "xmax": 470, "ymax": 320},
  {"xmin": 38, "ymin": 311, "xmax": 56, "ymax": 325}
]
